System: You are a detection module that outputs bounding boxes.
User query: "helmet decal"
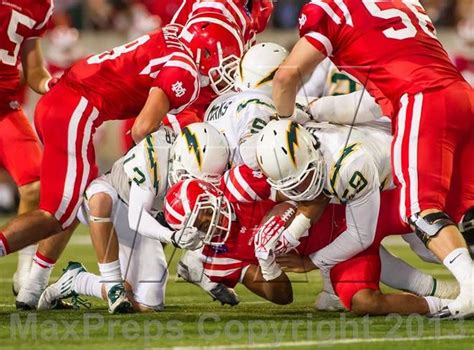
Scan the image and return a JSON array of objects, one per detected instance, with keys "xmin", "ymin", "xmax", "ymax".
[
  {"xmin": 286, "ymin": 122, "xmax": 300, "ymax": 167},
  {"xmin": 182, "ymin": 127, "xmax": 203, "ymax": 171}
]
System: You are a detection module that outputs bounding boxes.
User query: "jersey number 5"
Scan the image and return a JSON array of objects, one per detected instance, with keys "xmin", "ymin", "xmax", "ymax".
[
  {"xmin": 364, "ymin": 0, "xmax": 436, "ymax": 40},
  {"xmin": 0, "ymin": 11, "xmax": 36, "ymax": 66}
]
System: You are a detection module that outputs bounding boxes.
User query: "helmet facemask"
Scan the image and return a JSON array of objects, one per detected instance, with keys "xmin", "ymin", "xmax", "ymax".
[
  {"xmin": 184, "ymin": 191, "xmax": 232, "ymax": 246},
  {"xmin": 267, "ymin": 152, "xmax": 326, "ymax": 202}
]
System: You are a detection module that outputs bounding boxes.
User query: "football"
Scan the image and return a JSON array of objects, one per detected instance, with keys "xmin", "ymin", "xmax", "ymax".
[{"xmin": 261, "ymin": 201, "xmax": 298, "ymax": 227}]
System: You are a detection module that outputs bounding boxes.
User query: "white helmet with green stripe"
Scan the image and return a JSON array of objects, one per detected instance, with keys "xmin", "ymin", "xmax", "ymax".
[
  {"xmin": 235, "ymin": 42, "xmax": 288, "ymax": 93},
  {"xmin": 256, "ymin": 119, "xmax": 326, "ymax": 201}
]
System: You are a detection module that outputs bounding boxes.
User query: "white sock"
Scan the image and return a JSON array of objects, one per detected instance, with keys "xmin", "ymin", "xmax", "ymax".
[
  {"xmin": 443, "ymin": 248, "xmax": 473, "ymax": 295},
  {"xmin": 16, "ymin": 244, "xmax": 37, "ymax": 277},
  {"xmin": 26, "ymin": 252, "xmax": 56, "ymax": 295},
  {"xmin": 321, "ymin": 269, "xmax": 336, "ymax": 294},
  {"xmin": 0, "ymin": 183, "xmax": 14, "ymax": 208},
  {"xmin": 423, "ymin": 296, "xmax": 451, "ymax": 314},
  {"xmin": 73, "ymin": 272, "xmax": 103, "ymax": 299},
  {"xmin": 98, "ymin": 260, "xmax": 122, "ymax": 293},
  {"xmin": 380, "ymin": 245, "xmax": 434, "ymax": 295}
]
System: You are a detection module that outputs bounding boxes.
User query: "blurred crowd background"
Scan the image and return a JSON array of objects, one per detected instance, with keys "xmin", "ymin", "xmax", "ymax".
[
  {"xmin": 0, "ymin": 0, "xmax": 473, "ymax": 213},
  {"xmin": 53, "ymin": 0, "xmax": 473, "ymax": 31}
]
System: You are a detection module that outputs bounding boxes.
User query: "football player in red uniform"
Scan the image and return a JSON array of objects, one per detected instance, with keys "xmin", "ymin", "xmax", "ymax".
[
  {"xmin": 164, "ymin": 176, "xmax": 453, "ymax": 315},
  {"xmin": 0, "ymin": 0, "xmax": 58, "ymax": 298},
  {"xmin": 272, "ymin": 0, "xmax": 474, "ymax": 318},
  {"xmin": 167, "ymin": 0, "xmax": 274, "ymax": 127},
  {"xmin": 0, "ymin": 16, "xmax": 243, "ymax": 262}
]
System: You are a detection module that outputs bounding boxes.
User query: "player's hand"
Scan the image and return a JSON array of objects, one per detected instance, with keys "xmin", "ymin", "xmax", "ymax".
[
  {"xmin": 276, "ymin": 252, "xmax": 317, "ymax": 273},
  {"xmin": 254, "ymin": 215, "xmax": 287, "ymax": 260},
  {"xmin": 171, "ymin": 226, "xmax": 203, "ymax": 250}
]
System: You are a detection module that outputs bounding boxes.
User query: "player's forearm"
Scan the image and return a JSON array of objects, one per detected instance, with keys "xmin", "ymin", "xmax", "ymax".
[
  {"xmin": 310, "ymin": 90, "xmax": 382, "ymax": 124},
  {"xmin": 272, "ymin": 68, "xmax": 299, "ymax": 117},
  {"xmin": 25, "ymin": 66, "xmax": 52, "ymax": 94},
  {"xmin": 129, "ymin": 208, "xmax": 173, "ymax": 244},
  {"xmin": 132, "ymin": 88, "xmax": 170, "ymax": 144},
  {"xmin": 310, "ymin": 189, "xmax": 380, "ymax": 269},
  {"xmin": 128, "ymin": 183, "xmax": 173, "ymax": 244}
]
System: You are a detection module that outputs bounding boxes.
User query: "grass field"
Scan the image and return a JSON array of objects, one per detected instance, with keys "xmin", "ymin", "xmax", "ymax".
[{"xmin": 0, "ymin": 218, "xmax": 473, "ymax": 350}]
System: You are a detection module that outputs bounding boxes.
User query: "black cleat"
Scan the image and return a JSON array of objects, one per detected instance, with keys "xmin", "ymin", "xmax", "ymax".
[
  {"xmin": 460, "ymin": 207, "xmax": 474, "ymax": 257},
  {"xmin": 209, "ymin": 284, "xmax": 240, "ymax": 306}
]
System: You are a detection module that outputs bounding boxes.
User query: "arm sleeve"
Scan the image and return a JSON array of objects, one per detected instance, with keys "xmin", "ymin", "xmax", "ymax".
[
  {"xmin": 310, "ymin": 90, "xmax": 383, "ymax": 124},
  {"xmin": 236, "ymin": 99, "xmax": 274, "ymax": 169},
  {"xmin": 128, "ymin": 182, "xmax": 174, "ymax": 244},
  {"xmin": 153, "ymin": 62, "xmax": 199, "ymax": 114},
  {"xmin": 309, "ymin": 185, "xmax": 381, "ymax": 269}
]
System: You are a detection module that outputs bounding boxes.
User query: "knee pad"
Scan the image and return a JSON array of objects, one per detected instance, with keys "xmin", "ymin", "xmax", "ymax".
[{"xmin": 409, "ymin": 212, "xmax": 456, "ymax": 246}]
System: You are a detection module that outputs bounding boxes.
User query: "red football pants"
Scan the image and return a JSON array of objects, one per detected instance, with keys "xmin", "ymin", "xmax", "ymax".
[
  {"xmin": 0, "ymin": 109, "xmax": 42, "ymax": 186},
  {"xmin": 392, "ymin": 81, "xmax": 474, "ymax": 222},
  {"xmin": 35, "ymin": 84, "xmax": 100, "ymax": 229}
]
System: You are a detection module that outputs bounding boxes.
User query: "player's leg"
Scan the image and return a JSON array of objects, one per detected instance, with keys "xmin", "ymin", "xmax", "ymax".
[
  {"xmin": 0, "ymin": 88, "xmax": 100, "ymax": 255},
  {"xmin": 85, "ymin": 179, "xmax": 132, "ymax": 314},
  {"xmin": 115, "ymin": 200, "xmax": 167, "ymax": 312},
  {"xmin": 331, "ymin": 247, "xmax": 451, "ymax": 316},
  {"xmin": 0, "ymin": 110, "xmax": 42, "ymax": 292},
  {"xmin": 379, "ymin": 245, "xmax": 459, "ymax": 299},
  {"xmin": 392, "ymin": 87, "xmax": 474, "ymax": 317}
]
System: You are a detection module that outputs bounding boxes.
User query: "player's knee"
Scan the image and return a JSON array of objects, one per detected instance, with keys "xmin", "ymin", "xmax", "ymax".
[
  {"xmin": 409, "ymin": 210, "xmax": 456, "ymax": 246},
  {"xmin": 18, "ymin": 181, "xmax": 40, "ymax": 205},
  {"xmin": 350, "ymin": 289, "xmax": 384, "ymax": 315},
  {"xmin": 88, "ymin": 192, "xmax": 114, "ymax": 217}
]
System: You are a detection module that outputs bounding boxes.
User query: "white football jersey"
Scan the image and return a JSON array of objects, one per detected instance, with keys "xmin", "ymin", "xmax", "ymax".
[
  {"xmin": 204, "ymin": 89, "xmax": 275, "ymax": 166},
  {"xmin": 305, "ymin": 121, "xmax": 393, "ymax": 204},
  {"xmin": 106, "ymin": 126, "xmax": 175, "ymax": 213},
  {"xmin": 300, "ymin": 58, "xmax": 361, "ymax": 98}
]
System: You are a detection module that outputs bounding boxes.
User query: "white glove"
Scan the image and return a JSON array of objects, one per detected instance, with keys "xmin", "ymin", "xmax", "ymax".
[{"xmin": 171, "ymin": 227, "xmax": 203, "ymax": 250}]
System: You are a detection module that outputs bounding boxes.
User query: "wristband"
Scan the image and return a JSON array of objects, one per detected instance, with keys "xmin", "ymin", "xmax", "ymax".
[{"xmin": 287, "ymin": 214, "xmax": 312, "ymax": 240}]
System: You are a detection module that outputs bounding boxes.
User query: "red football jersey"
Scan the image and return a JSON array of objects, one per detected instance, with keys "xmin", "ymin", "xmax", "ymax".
[
  {"xmin": 299, "ymin": 0, "xmax": 465, "ymax": 116},
  {"xmin": 0, "ymin": 0, "xmax": 53, "ymax": 112},
  {"xmin": 202, "ymin": 166, "xmax": 276, "ymax": 264},
  {"xmin": 61, "ymin": 25, "xmax": 200, "ymax": 121}
]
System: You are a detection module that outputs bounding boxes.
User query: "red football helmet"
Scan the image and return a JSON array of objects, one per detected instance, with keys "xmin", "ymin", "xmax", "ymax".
[
  {"xmin": 164, "ymin": 179, "xmax": 232, "ymax": 246},
  {"xmin": 250, "ymin": 0, "xmax": 273, "ymax": 33},
  {"xmin": 179, "ymin": 12, "xmax": 244, "ymax": 95}
]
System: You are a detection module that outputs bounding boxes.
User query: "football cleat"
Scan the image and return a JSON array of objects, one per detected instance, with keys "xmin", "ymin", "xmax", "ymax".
[
  {"xmin": 107, "ymin": 284, "xmax": 133, "ymax": 314},
  {"xmin": 177, "ymin": 251, "xmax": 240, "ymax": 306},
  {"xmin": 314, "ymin": 290, "xmax": 344, "ymax": 311},
  {"xmin": 37, "ymin": 261, "xmax": 86, "ymax": 311}
]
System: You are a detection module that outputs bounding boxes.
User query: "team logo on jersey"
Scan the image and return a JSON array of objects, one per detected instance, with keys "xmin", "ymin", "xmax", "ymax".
[
  {"xmin": 298, "ymin": 14, "xmax": 307, "ymax": 29},
  {"xmin": 286, "ymin": 122, "xmax": 300, "ymax": 167},
  {"xmin": 172, "ymin": 81, "xmax": 187, "ymax": 98},
  {"xmin": 182, "ymin": 127, "xmax": 202, "ymax": 170}
]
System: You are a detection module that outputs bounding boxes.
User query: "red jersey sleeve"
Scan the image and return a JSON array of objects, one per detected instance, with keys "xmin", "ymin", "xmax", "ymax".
[
  {"xmin": 220, "ymin": 165, "xmax": 274, "ymax": 204},
  {"xmin": 153, "ymin": 55, "xmax": 200, "ymax": 115},
  {"xmin": 298, "ymin": 1, "xmax": 346, "ymax": 57},
  {"xmin": 30, "ymin": 0, "xmax": 54, "ymax": 38}
]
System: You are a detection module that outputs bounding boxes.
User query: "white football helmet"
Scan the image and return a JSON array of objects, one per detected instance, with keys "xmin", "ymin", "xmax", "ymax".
[
  {"xmin": 256, "ymin": 120, "xmax": 326, "ymax": 201},
  {"xmin": 234, "ymin": 42, "xmax": 288, "ymax": 93},
  {"xmin": 169, "ymin": 123, "xmax": 230, "ymax": 186}
]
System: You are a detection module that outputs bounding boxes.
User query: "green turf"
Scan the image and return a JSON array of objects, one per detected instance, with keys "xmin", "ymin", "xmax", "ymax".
[{"xmin": 0, "ymin": 219, "xmax": 473, "ymax": 350}]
